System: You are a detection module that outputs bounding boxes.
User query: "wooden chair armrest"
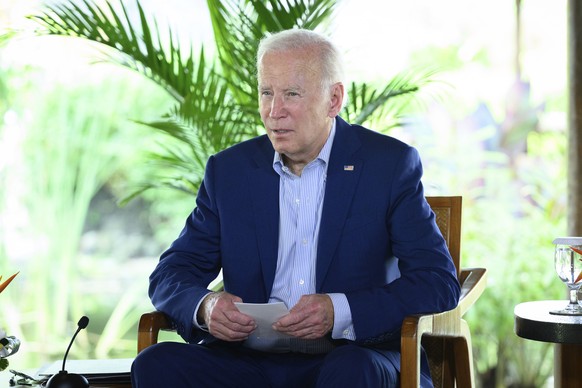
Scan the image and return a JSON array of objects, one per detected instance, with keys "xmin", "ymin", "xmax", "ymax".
[
  {"xmin": 137, "ymin": 310, "xmax": 173, "ymax": 353},
  {"xmin": 458, "ymin": 267, "xmax": 487, "ymax": 316},
  {"xmin": 400, "ymin": 267, "xmax": 487, "ymax": 341}
]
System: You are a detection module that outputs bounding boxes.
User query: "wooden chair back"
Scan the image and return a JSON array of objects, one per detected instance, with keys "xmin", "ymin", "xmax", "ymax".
[
  {"xmin": 422, "ymin": 196, "xmax": 467, "ymax": 388},
  {"xmin": 427, "ymin": 196, "xmax": 462, "ymax": 279}
]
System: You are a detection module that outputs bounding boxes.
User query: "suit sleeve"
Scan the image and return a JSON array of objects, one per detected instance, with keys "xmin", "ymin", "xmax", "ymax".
[{"xmin": 148, "ymin": 156, "xmax": 221, "ymax": 343}]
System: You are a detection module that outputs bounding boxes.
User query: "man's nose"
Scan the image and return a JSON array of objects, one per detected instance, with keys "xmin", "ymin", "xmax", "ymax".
[{"xmin": 269, "ymin": 95, "xmax": 286, "ymax": 118}]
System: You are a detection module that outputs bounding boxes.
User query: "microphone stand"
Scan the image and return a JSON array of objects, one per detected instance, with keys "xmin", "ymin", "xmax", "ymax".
[{"xmin": 46, "ymin": 316, "xmax": 90, "ymax": 388}]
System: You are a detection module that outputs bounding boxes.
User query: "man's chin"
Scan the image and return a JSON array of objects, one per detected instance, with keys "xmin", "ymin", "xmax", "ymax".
[{"xmin": 269, "ymin": 140, "xmax": 293, "ymax": 154}]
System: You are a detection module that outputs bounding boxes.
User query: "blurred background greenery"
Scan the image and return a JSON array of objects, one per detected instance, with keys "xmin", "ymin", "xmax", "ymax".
[{"xmin": 0, "ymin": 0, "xmax": 568, "ymax": 387}]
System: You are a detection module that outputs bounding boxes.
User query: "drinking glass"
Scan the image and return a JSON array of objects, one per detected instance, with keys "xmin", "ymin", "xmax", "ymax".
[{"xmin": 550, "ymin": 237, "xmax": 582, "ymax": 315}]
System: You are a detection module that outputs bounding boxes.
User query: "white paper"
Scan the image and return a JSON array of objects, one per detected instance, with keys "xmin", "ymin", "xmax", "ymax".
[
  {"xmin": 234, "ymin": 302, "xmax": 290, "ymax": 341},
  {"xmin": 38, "ymin": 358, "xmax": 133, "ymax": 376}
]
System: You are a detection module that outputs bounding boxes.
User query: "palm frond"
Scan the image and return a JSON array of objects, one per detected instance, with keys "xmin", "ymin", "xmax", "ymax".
[
  {"xmin": 206, "ymin": 0, "xmax": 262, "ymax": 106},
  {"xmin": 207, "ymin": 0, "xmax": 338, "ymax": 109},
  {"xmin": 178, "ymin": 47, "xmax": 260, "ymax": 145},
  {"xmin": 254, "ymin": 0, "xmax": 337, "ymax": 30},
  {"xmin": 31, "ymin": 0, "xmax": 260, "ymax": 197},
  {"xmin": 344, "ymin": 68, "xmax": 442, "ymax": 129},
  {"xmin": 30, "ymin": 0, "xmax": 195, "ymax": 102},
  {"xmin": 0, "ymin": 31, "xmax": 16, "ymax": 46},
  {"xmin": 119, "ymin": 120, "xmax": 208, "ymax": 202}
]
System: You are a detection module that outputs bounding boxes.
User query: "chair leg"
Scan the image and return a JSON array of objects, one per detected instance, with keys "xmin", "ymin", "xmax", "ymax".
[
  {"xmin": 401, "ymin": 322, "xmax": 423, "ymax": 387},
  {"xmin": 453, "ymin": 319, "xmax": 475, "ymax": 388},
  {"xmin": 401, "ymin": 316, "xmax": 432, "ymax": 388},
  {"xmin": 401, "ymin": 337, "xmax": 421, "ymax": 387}
]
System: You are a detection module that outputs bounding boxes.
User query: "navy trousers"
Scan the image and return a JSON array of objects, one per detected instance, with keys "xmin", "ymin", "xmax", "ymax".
[{"xmin": 131, "ymin": 341, "xmax": 434, "ymax": 387}]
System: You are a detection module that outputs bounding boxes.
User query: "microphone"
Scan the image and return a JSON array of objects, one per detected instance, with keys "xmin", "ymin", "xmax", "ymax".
[{"xmin": 46, "ymin": 316, "xmax": 90, "ymax": 388}]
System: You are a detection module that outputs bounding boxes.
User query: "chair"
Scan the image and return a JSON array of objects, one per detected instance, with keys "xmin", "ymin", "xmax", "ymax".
[
  {"xmin": 137, "ymin": 196, "xmax": 487, "ymax": 388},
  {"xmin": 400, "ymin": 196, "xmax": 487, "ymax": 388}
]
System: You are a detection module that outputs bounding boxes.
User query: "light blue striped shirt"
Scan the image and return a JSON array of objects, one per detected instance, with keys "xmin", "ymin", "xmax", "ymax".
[{"xmin": 267, "ymin": 119, "xmax": 356, "ymax": 353}]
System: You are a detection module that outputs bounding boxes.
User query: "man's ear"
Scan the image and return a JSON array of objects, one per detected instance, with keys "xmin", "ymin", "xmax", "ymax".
[{"xmin": 328, "ymin": 82, "xmax": 345, "ymax": 117}]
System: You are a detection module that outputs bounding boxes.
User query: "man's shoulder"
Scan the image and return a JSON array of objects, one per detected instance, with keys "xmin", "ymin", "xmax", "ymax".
[
  {"xmin": 336, "ymin": 117, "xmax": 413, "ymax": 155},
  {"xmin": 213, "ymin": 134, "xmax": 273, "ymax": 163}
]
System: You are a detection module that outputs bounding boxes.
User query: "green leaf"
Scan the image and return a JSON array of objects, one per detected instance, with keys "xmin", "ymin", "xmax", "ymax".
[{"xmin": 0, "ymin": 358, "xmax": 8, "ymax": 371}]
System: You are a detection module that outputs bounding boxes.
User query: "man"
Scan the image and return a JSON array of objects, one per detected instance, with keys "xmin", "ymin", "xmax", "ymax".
[{"xmin": 131, "ymin": 29, "xmax": 460, "ymax": 387}]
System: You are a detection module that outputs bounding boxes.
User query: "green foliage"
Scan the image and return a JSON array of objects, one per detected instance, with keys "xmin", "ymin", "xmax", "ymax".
[
  {"xmin": 415, "ymin": 97, "xmax": 566, "ymax": 386},
  {"xmin": 465, "ymin": 194, "xmax": 562, "ymax": 387},
  {"xmin": 469, "ymin": 131, "xmax": 566, "ymax": 388},
  {"xmin": 207, "ymin": 0, "xmax": 337, "ymax": 106},
  {"xmin": 0, "ymin": 358, "xmax": 7, "ymax": 371},
  {"xmin": 0, "ymin": 70, "xmax": 168, "ymax": 367},
  {"xmin": 410, "ymin": 44, "xmax": 490, "ymax": 70},
  {"xmin": 342, "ymin": 68, "xmax": 441, "ymax": 129},
  {"xmin": 30, "ymin": 0, "xmax": 192, "ymax": 101}
]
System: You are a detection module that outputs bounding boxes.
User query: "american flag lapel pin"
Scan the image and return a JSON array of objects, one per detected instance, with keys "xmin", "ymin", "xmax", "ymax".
[{"xmin": 343, "ymin": 165, "xmax": 354, "ymax": 171}]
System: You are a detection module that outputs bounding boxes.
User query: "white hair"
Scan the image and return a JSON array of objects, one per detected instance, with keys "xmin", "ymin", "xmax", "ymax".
[{"xmin": 256, "ymin": 29, "xmax": 345, "ymax": 92}]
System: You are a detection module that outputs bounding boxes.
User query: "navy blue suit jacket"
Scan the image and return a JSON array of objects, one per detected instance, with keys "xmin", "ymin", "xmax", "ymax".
[{"xmin": 150, "ymin": 116, "xmax": 461, "ymax": 347}]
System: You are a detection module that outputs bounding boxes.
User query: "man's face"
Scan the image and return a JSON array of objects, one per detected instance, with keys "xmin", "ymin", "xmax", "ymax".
[{"xmin": 258, "ymin": 48, "xmax": 342, "ymax": 167}]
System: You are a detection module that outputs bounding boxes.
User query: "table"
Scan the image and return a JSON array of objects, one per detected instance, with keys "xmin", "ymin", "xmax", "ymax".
[
  {"xmin": 0, "ymin": 375, "xmax": 130, "ymax": 388},
  {"xmin": 514, "ymin": 300, "xmax": 582, "ymax": 388},
  {"xmin": 0, "ymin": 369, "xmax": 131, "ymax": 387}
]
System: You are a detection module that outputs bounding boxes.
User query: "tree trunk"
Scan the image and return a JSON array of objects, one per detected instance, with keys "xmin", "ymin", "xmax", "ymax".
[{"xmin": 568, "ymin": 0, "xmax": 582, "ymax": 236}]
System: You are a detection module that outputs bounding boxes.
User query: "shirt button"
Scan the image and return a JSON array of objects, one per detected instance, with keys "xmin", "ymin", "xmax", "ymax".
[
  {"xmin": 343, "ymin": 329, "xmax": 350, "ymax": 336},
  {"xmin": 302, "ymin": 239, "xmax": 308, "ymax": 245},
  {"xmin": 299, "ymin": 279, "xmax": 305, "ymax": 285}
]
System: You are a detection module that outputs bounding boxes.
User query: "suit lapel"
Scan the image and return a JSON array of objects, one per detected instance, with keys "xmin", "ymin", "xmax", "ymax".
[
  {"xmin": 316, "ymin": 117, "xmax": 363, "ymax": 290},
  {"xmin": 249, "ymin": 138, "xmax": 279, "ymax": 298}
]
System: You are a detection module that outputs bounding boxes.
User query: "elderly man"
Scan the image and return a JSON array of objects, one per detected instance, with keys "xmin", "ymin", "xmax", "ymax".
[{"xmin": 131, "ymin": 28, "xmax": 460, "ymax": 387}]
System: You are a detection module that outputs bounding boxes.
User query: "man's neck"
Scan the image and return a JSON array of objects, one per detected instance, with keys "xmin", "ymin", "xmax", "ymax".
[{"xmin": 282, "ymin": 155, "xmax": 308, "ymax": 176}]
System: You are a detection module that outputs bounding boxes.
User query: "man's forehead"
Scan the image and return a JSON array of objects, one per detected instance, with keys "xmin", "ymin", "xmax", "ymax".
[
  {"xmin": 260, "ymin": 48, "xmax": 320, "ymax": 69},
  {"xmin": 258, "ymin": 80, "xmax": 304, "ymax": 91},
  {"xmin": 258, "ymin": 71, "xmax": 312, "ymax": 92},
  {"xmin": 259, "ymin": 56, "xmax": 320, "ymax": 84}
]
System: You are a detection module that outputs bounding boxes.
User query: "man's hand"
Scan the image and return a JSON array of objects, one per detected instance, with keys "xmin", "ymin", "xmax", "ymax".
[
  {"xmin": 272, "ymin": 294, "xmax": 334, "ymax": 339},
  {"xmin": 198, "ymin": 291, "xmax": 256, "ymax": 341}
]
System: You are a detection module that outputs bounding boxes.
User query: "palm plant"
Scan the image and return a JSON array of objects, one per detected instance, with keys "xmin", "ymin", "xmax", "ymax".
[{"xmin": 30, "ymin": 0, "xmax": 434, "ymax": 200}]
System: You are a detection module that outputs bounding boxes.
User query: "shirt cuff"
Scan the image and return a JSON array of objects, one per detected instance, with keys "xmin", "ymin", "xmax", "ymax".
[
  {"xmin": 327, "ymin": 293, "xmax": 356, "ymax": 340},
  {"xmin": 193, "ymin": 291, "xmax": 213, "ymax": 331}
]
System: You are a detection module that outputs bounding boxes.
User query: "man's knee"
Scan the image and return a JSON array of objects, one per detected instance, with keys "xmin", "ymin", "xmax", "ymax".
[
  {"xmin": 132, "ymin": 343, "xmax": 176, "ymax": 382},
  {"xmin": 132, "ymin": 342, "xmax": 205, "ymax": 387},
  {"xmin": 317, "ymin": 345, "xmax": 399, "ymax": 387},
  {"xmin": 132, "ymin": 342, "xmax": 269, "ymax": 388}
]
